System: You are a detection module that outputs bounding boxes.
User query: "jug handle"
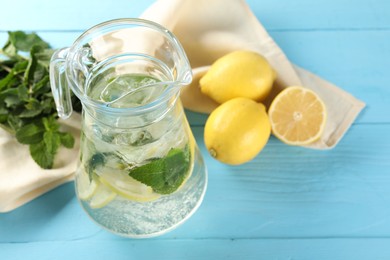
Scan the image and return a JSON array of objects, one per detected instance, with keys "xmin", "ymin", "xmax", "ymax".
[{"xmin": 50, "ymin": 47, "xmax": 73, "ymax": 119}]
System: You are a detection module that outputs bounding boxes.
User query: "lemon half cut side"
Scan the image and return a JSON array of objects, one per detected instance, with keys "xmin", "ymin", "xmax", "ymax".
[{"xmin": 268, "ymin": 86, "xmax": 327, "ymax": 145}]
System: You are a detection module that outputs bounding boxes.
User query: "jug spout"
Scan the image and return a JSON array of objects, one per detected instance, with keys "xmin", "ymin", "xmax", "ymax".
[
  {"xmin": 50, "ymin": 19, "xmax": 194, "ymax": 119},
  {"xmin": 49, "ymin": 47, "xmax": 73, "ymax": 119}
]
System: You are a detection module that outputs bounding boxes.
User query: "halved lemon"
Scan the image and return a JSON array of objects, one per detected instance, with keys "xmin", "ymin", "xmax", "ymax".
[{"xmin": 268, "ymin": 86, "xmax": 327, "ymax": 145}]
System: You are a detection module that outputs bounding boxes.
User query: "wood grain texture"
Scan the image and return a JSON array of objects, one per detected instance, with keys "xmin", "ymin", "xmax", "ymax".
[
  {"xmin": 1, "ymin": 0, "xmax": 390, "ymax": 259},
  {"xmin": 2, "ymin": 239, "xmax": 390, "ymax": 260},
  {"xmin": 0, "ymin": 0, "xmax": 389, "ymax": 31},
  {"xmin": 1, "ymin": 125, "xmax": 389, "ymax": 239}
]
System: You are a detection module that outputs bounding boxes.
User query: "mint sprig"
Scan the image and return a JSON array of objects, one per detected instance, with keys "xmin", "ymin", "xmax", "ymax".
[
  {"xmin": 128, "ymin": 147, "xmax": 191, "ymax": 194},
  {"xmin": 0, "ymin": 31, "xmax": 80, "ymax": 169}
]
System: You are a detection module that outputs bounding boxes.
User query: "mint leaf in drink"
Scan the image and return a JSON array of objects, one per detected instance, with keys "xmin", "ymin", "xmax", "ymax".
[
  {"xmin": 129, "ymin": 130, "xmax": 153, "ymax": 146},
  {"xmin": 128, "ymin": 147, "xmax": 191, "ymax": 194},
  {"xmin": 88, "ymin": 153, "xmax": 106, "ymax": 176}
]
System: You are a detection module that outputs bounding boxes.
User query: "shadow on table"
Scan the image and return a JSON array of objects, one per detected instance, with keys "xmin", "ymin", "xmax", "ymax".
[{"xmin": 0, "ymin": 182, "xmax": 76, "ymax": 238}]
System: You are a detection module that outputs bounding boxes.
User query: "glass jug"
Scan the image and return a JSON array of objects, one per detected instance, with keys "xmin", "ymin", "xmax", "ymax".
[{"xmin": 50, "ymin": 19, "xmax": 207, "ymax": 238}]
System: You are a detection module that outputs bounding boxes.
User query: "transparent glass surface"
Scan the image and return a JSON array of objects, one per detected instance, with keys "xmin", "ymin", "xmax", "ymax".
[{"xmin": 50, "ymin": 19, "xmax": 207, "ymax": 238}]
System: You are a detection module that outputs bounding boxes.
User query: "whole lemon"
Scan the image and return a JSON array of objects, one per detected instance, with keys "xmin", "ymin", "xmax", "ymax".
[
  {"xmin": 204, "ymin": 97, "xmax": 271, "ymax": 165},
  {"xmin": 199, "ymin": 50, "xmax": 276, "ymax": 104}
]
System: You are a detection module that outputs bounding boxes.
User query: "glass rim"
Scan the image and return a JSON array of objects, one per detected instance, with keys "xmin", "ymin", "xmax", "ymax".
[{"xmin": 66, "ymin": 18, "xmax": 192, "ymax": 115}]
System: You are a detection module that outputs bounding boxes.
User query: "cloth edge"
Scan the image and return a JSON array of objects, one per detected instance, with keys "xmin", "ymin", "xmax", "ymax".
[{"xmin": 0, "ymin": 173, "xmax": 74, "ymax": 213}]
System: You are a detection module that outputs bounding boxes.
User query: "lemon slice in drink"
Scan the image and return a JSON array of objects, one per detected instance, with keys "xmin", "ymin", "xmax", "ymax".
[
  {"xmin": 268, "ymin": 86, "xmax": 327, "ymax": 145},
  {"xmin": 180, "ymin": 122, "xmax": 196, "ymax": 188},
  {"xmin": 99, "ymin": 170, "xmax": 160, "ymax": 202},
  {"xmin": 76, "ymin": 170, "xmax": 98, "ymax": 200},
  {"xmin": 89, "ymin": 181, "xmax": 117, "ymax": 209}
]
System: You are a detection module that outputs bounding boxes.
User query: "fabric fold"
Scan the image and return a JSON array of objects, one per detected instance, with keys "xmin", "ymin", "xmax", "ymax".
[
  {"xmin": 140, "ymin": 0, "xmax": 365, "ymax": 149},
  {"xmin": 0, "ymin": 113, "xmax": 81, "ymax": 212}
]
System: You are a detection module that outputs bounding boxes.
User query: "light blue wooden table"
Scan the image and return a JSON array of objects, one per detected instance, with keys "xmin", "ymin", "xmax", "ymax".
[{"xmin": 1, "ymin": 0, "xmax": 390, "ymax": 259}]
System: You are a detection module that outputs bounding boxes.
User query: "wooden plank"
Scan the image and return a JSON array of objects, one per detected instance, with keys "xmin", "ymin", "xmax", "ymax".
[
  {"xmin": 0, "ymin": 0, "xmax": 389, "ymax": 31},
  {"xmin": 1, "ymin": 239, "xmax": 390, "ymax": 260},
  {"xmin": 0, "ymin": 0, "xmax": 155, "ymax": 31},
  {"xmin": 1, "ymin": 124, "xmax": 389, "ymax": 241},
  {"xmin": 248, "ymin": 0, "xmax": 390, "ymax": 31}
]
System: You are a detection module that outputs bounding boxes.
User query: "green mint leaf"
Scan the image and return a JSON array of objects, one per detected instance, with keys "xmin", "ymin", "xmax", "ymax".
[
  {"xmin": 13, "ymin": 60, "xmax": 29, "ymax": 74},
  {"xmin": 42, "ymin": 116, "xmax": 60, "ymax": 132},
  {"xmin": 0, "ymin": 87, "xmax": 18, "ymax": 96},
  {"xmin": 7, "ymin": 31, "xmax": 50, "ymax": 53},
  {"xmin": 59, "ymin": 132, "xmax": 75, "ymax": 148},
  {"xmin": 35, "ymin": 49, "xmax": 55, "ymax": 67},
  {"xmin": 32, "ymin": 75, "xmax": 49, "ymax": 93},
  {"xmin": 19, "ymin": 98, "xmax": 43, "ymax": 118},
  {"xmin": 18, "ymin": 107, "xmax": 43, "ymax": 118},
  {"xmin": 25, "ymin": 98, "xmax": 40, "ymax": 110},
  {"xmin": 164, "ymin": 148, "xmax": 189, "ymax": 187},
  {"xmin": 18, "ymin": 109, "xmax": 42, "ymax": 118},
  {"xmin": 30, "ymin": 129, "xmax": 62, "ymax": 169},
  {"xmin": 6, "ymin": 114, "xmax": 23, "ymax": 133},
  {"xmin": 128, "ymin": 147, "xmax": 190, "ymax": 194},
  {"xmin": 2, "ymin": 39, "xmax": 17, "ymax": 57},
  {"xmin": 40, "ymin": 96, "xmax": 55, "ymax": 114},
  {"xmin": 24, "ymin": 45, "xmax": 41, "ymax": 85},
  {"xmin": 17, "ymin": 84, "xmax": 28, "ymax": 101},
  {"xmin": 15, "ymin": 123, "xmax": 44, "ymax": 144},
  {"xmin": 87, "ymin": 153, "xmax": 106, "ymax": 180},
  {"xmin": 0, "ymin": 73, "xmax": 14, "ymax": 90},
  {"xmin": 0, "ymin": 114, "xmax": 7, "ymax": 124},
  {"xmin": 29, "ymin": 139, "xmax": 53, "ymax": 169},
  {"xmin": 44, "ymin": 130, "xmax": 61, "ymax": 156},
  {"xmin": 0, "ymin": 106, "xmax": 6, "ymax": 115},
  {"xmin": 4, "ymin": 94, "xmax": 21, "ymax": 107},
  {"xmin": 0, "ymin": 31, "xmax": 76, "ymax": 169},
  {"xmin": 130, "ymin": 158, "xmax": 166, "ymax": 191},
  {"xmin": 32, "ymin": 57, "xmax": 47, "ymax": 84}
]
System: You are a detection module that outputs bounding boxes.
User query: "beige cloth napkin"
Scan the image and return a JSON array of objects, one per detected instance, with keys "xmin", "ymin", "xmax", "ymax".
[
  {"xmin": 0, "ymin": 0, "xmax": 365, "ymax": 212},
  {"xmin": 141, "ymin": 0, "xmax": 366, "ymax": 149},
  {"xmin": 0, "ymin": 113, "xmax": 81, "ymax": 212}
]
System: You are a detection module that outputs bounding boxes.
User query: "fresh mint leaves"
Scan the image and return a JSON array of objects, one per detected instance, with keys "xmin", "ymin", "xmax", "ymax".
[
  {"xmin": 128, "ymin": 147, "xmax": 191, "ymax": 194},
  {"xmin": 0, "ymin": 31, "xmax": 80, "ymax": 169},
  {"xmin": 3, "ymin": 31, "xmax": 50, "ymax": 57}
]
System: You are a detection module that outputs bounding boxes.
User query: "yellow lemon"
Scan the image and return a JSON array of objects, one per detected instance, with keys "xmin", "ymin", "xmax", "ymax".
[
  {"xmin": 88, "ymin": 180, "xmax": 117, "ymax": 209},
  {"xmin": 268, "ymin": 86, "xmax": 327, "ymax": 145},
  {"xmin": 199, "ymin": 50, "xmax": 276, "ymax": 104},
  {"xmin": 99, "ymin": 170, "xmax": 161, "ymax": 203},
  {"xmin": 204, "ymin": 97, "xmax": 271, "ymax": 165}
]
